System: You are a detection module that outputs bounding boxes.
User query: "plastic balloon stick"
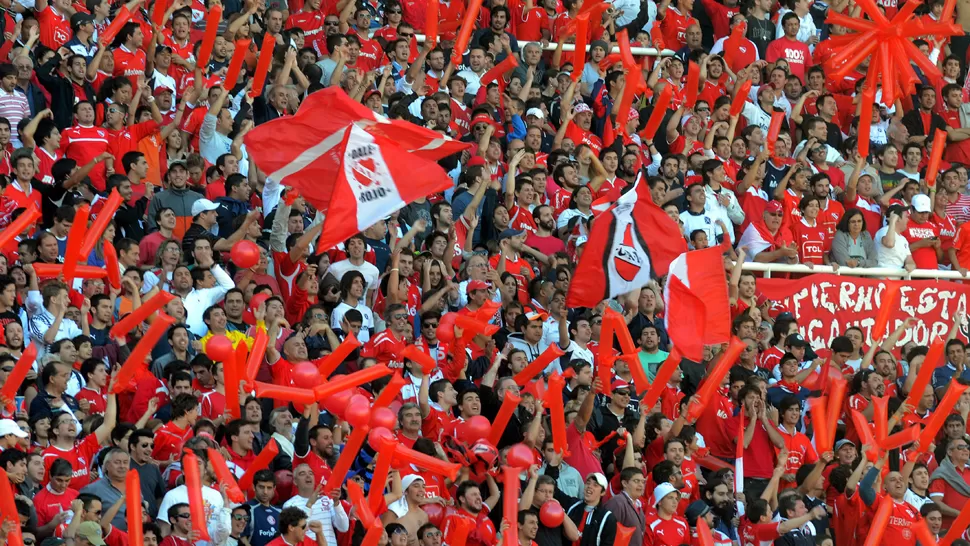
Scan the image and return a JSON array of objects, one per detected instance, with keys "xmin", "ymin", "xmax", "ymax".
[
  {"xmin": 61, "ymin": 204, "xmax": 89, "ymax": 284},
  {"xmin": 906, "ymin": 337, "xmax": 944, "ymax": 407},
  {"xmin": 0, "ymin": 344, "xmax": 35, "ymax": 412},
  {"xmin": 487, "ymin": 392, "xmax": 522, "ymax": 446},
  {"xmin": 926, "ymin": 129, "xmax": 947, "ymax": 187},
  {"xmin": 479, "ymin": 55, "xmax": 518, "ymax": 87},
  {"xmin": 0, "ymin": 469, "xmax": 23, "ymax": 546},
  {"xmin": 317, "ymin": 333, "xmax": 360, "ymax": 378},
  {"xmin": 918, "ymin": 383, "xmax": 969, "ymax": 451},
  {"xmin": 223, "ymin": 39, "xmax": 252, "ymax": 91},
  {"xmin": 503, "ymin": 467, "xmax": 520, "ymax": 546},
  {"xmin": 809, "ymin": 396, "xmax": 831, "ymax": 451},
  {"xmin": 605, "ymin": 310, "xmax": 650, "ymax": 391},
  {"xmin": 684, "ymin": 61, "xmax": 700, "ymax": 108},
  {"xmin": 374, "ymin": 374, "xmax": 407, "ymax": 408},
  {"xmin": 546, "ymin": 373, "xmax": 568, "ymax": 453},
  {"xmin": 346, "ymin": 481, "xmax": 375, "ymax": 526},
  {"xmin": 912, "ymin": 519, "xmax": 939, "ymax": 546},
  {"xmin": 31, "ymin": 264, "xmax": 107, "ymax": 279},
  {"xmin": 126, "ymin": 471, "xmax": 144, "ymax": 546},
  {"xmin": 826, "ymin": 377, "xmax": 847, "ymax": 443},
  {"xmin": 249, "ymin": 34, "xmax": 276, "ymax": 98},
  {"xmin": 111, "ymin": 314, "xmax": 175, "ymax": 394},
  {"xmin": 207, "ymin": 448, "xmax": 245, "ymax": 503},
  {"xmin": 857, "ymin": 89, "xmax": 874, "ymax": 158},
  {"xmin": 879, "ymin": 425, "xmax": 920, "ymax": 451},
  {"xmin": 368, "ymin": 451, "xmax": 392, "ymax": 513},
  {"xmin": 238, "ymin": 439, "xmax": 279, "ymax": 491},
  {"xmin": 766, "ymin": 110, "xmax": 785, "ymax": 156},
  {"xmin": 455, "ymin": 315, "xmax": 499, "ymax": 341},
  {"xmin": 385, "ymin": 443, "xmax": 461, "ymax": 480},
  {"xmin": 0, "ymin": 205, "xmax": 40, "ymax": 250},
  {"xmin": 313, "ymin": 365, "xmax": 393, "ymax": 402},
  {"xmin": 244, "ymin": 328, "xmax": 269, "ymax": 386},
  {"xmin": 98, "ymin": 6, "xmax": 131, "ymax": 46},
  {"xmin": 941, "ymin": 499, "xmax": 970, "ymax": 546},
  {"xmin": 254, "ymin": 382, "xmax": 316, "ymax": 404},
  {"xmin": 686, "ymin": 338, "xmax": 745, "ymax": 422},
  {"xmin": 863, "ymin": 496, "xmax": 892, "ymax": 546},
  {"xmin": 512, "ymin": 344, "xmax": 565, "ymax": 386},
  {"xmin": 222, "ymin": 342, "xmax": 245, "ymax": 420},
  {"xmin": 360, "ymin": 520, "xmax": 384, "ymax": 546},
  {"xmin": 424, "ymin": 0, "xmax": 439, "ymax": 47},
  {"xmin": 596, "ymin": 316, "xmax": 615, "ymax": 393},
  {"xmin": 873, "ymin": 395, "xmax": 890, "ymax": 442},
  {"xmin": 639, "ymin": 348, "xmax": 682, "ymax": 411},
  {"xmin": 152, "ymin": 0, "xmax": 169, "ymax": 26},
  {"xmin": 614, "ymin": 524, "xmax": 635, "ymax": 546},
  {"xmin": 196, "ymin": 5, "xmax": 223, "ymax": 71},
  {"xmin": 80, "ymin": 190, "xmax": 123, "ymax": 256},
  {"xmin": 325, "ymin": 426, "xmax": 368, "ymax": 493},
  {"xmin": 639, "ymin": 84, "xmax": 674, "ymax": 140},
  {"xmin": 103, "ymin": 241, "xmax": 121, "ymax": 290},
  {"xmin": 109, "ymin": 291, "xmax": 175, "ymax": 338},
  {"xmin": 570, "ymin": 14, "xmax": 590, "ymax": 82},
  {"xmin": 730, "ymin": 81, "xmax": 751, "ymax": 116},
  {"xmin": 878, "ymin": 43, "xmax": 896, "ymax": 106},
  {"xmin": 451, "ymin": 0, "xmax": 484, "ymax": 64},
  {"xmin": 182, "ymin": 450, "xmax": 212, "ymax": 541},
  {"xmin": 696, "ymin": 518, "xmax": 715, "ymax": 546},
  {"xmin": 401, "ymin": 345, "xmax": 437, "ymax": 374}
]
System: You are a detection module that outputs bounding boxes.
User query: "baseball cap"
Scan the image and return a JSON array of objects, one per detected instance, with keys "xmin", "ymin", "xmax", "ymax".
[
  {"xmin": 0, "ymin": 419, "xmax": 26, "ymax": 439},
  {"xmin": 466, "ymin": 156, "xmax": 486, "ymax": 167},
  {"xmin": 685, "ymin": 175, "xmax": 704, "ymax": 188},
  {"xmin": 466, "ymin": 280, "xmax": 488, "ymax": 294},
  {"xmin": 498, "ymin": 228, "xmax": 525, "ymax": 240},
  {"xmin": 573, "ymin": 102, "xmax": 592, "ymax": 114},
  {"xmin": 70, "ymin": 12, "xmax": 94, "ymax": 30},
  {"xmin": 653, "ymin": 482, "xmax": 678, "ymax": 506},
  {"xmin": 191, "ymin": 198, "xmax": 219, "ymax": 217},
  {"xmin": 765, "ymin": 200, "xmax": 784, "ymax": 214},
  {"xmin": 526, "ymin": 108, "xmax": 544, "ymax": 119},
  {"xmin": 153, "ymin": 85, "xmax": 174, "ymax": 97},
  {"xmin": 76, "ymin": 522, "xmax": 106, "ymax": 546},
  {"xmin": 611, "ymin": 379, "xmax": 630, "ymax": 392},
  {"xmin": 524, "ymin": 311, "xmax": 547, "ymax": 322},
  {"xmin": 912, "ymin": 193, "xmax": 932, "ymax": 213},
  {"xmin": 785, "ymin": 333, "xmax": 809, "ymax": 348},
  {"xmin": 576, "ymin": 235, "xmax": 588, "ymax": 247},
  {"xmin": 154, "ymin": 44, "xmax": 173, "ymax": 56},
  {"xmin": 685, "ymin": 501, "xmax": 711, "ymax": 526},
  {"xmin": 835, "ymin": 439, "xmax": 856, "ymax": 451},
  {"xmin": 887, "ymin": 203, "xmax": 911, "ymax": 218},
  {"xmin": 587, "ymin": 473, "xmax": 608, "ymax": 491},
  {"xmin": 629, "ymin": 107, "xmax": 640, "ymax": 120},
  {"xmin": 471, "ymin": 113, "xmax": 497, "ymax": 128},
  {"xmin": 400, "ymin": 474, "xmax": 424, "ymax": 491}
]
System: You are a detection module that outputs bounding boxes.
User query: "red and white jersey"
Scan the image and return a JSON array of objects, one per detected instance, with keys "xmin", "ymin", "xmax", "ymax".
[
  {"xmin": 35, "ymin": 147, "xmax": 62, "ymax": 185},
  {"xmin": 739, "ymin": 517, "xmax": 780, "ymax": 546},
  {"xmin": 792, "ymin": 218, "xmax": 830, "ymax": 264},
  {"xmin": 880, "ymin": 495, "xmax": 920, "ymax": 545},
  {"xmin": 645, "ymin": 515, "xmax": 690, "ymax": 546},
  {"xmin": 41, "ymin": 434, "xmax": 101, "ymax": 491}
]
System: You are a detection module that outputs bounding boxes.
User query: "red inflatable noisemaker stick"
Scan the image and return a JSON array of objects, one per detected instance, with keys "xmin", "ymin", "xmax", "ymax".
[
  {"xmin": 109, "ymin": 291, "xmax": 175, "ymax": 338},
  {"xmin": 313, "ymin": 365, "xmax": 393, "ymax": 402},
  {"xmin": 926, "ymin": 129, "xmax": 947, "ymax": 188},
  {"xmin": 596, "ymin": 316, "xmax": 615, "ymax": 393},
  {"xmin": 0, "ymin": 205, "xmax": 40, "ymax": 250},
  {"xmin": 546, "ymin": 373, "xmax": 568, "ymax": 453},
  {"xmin": 317, "ymin": 333, "xmax": 361, "ymax": 379},
  {"xmin": 401, "ymin": 345, "xmax": 437, "ymax": 374},
  {"xmin": 373, "ymin": 374, "xmax": 407, "ymax": 408},
  {"xmin": 249, "ymin": 34, "xmax": 276, "ymax": 99},
  {"xmin": 325, "ymin": 425, "xmax": 369, "ymax": 494},
  {"xmin": 686, "ymin": 338, "xmax": 746, "ymax": 422},
  {"xmin": 195, "ymin": 5, "xmax": 223, "ymax": 71},
  {"xmin": 863, "ymin": 496, "xmax": 893, "ymax": 546},
  {"xmin": 182, "ymin": 450, "xmax": 212, "ymax": 541},
  {"xmin": 424, "ymin": 0, "xmax": 439, "ymax": 48},
  {"xmin": 222, "ymin": 342, "xmax": 245, "ymax": 420},
  {"xmin": 152, "ymin": 0, "xmax": 169, "ymax": 26},
  {"xmin": 873, "ymin": 395, "xmax": 889, "ymax": 441},
  {"xmin": 0, "ymin": 344, "xmax": 36, "ymax": 413},
  {"xmin": 206, "ymin": 448, "xmax": 245, "ymax": 503},
  {"xmin": 871, "ymin": 283, "xmax": 899, "ymax": 343},
  {"xmin": 906, "ymin": 337, "xmax": 944, "ymax": 407},
  {"xmin": 879, "ymin": 425, "xmax": 920, "ymax": 451},
  {"xmin": 479, "ymin": 55, "xmax": 518, "ymax": 87},
  {"xmin": 31, "ymin": 264, "xmax": 107, "ymax": 279},
  {"xmin": 730, "ymin": 81, "xmax": 751, "ymax": 116},
  {"xmin": 111, "ymin": 314, "xmax": 176, "ymax": 394},
  {"xmin": 766, "ymin": 110, "xmax": 785, "ymax": 156},
  {"xmin": 639, "ymin": 348, "xmax": 681, "ymax": 411},
  {"xmin": 79, "ymin": 189, "xmax": 122, "ymax": 256},
  {"xmin": 639, "ymin": 83, "xmax": 674, "ymax": 141},
  {"xmin": 371, "ymin": 435, "xmax": 461, "ymax": 480},
  {"xmin": 103, "ymin": 241, "xmax": 121, "ymax": 290},
  {"xmin": 918, "ymin": 383, "xmax": 969, "ymax": 452},
  {"xmin": 512, "ymin": 344, "xmax": 565, "ymax": 386},
  {"xmin": 223, "ymin": 39, "xmax": 252, "ymax": 91},
  {"xmin": 605, "ymin": 309, "xmax": 650, "ymax": 391},
  {"xmin": 238, "ymin": 439, "xmax": 279, "ymax": 491},
  {"xmin": 98, "ymin": 6, "xmax": 131, "ymax": 46},
  {"xmin": 809, "ymin": 396, "xmax": 831, "ymax": 451},
  {"xmin": 695, "ymin": 518, "xmax": 715, "ymax": 546},
  {"xmin": 347, "ymin": 481, "xmax": 375, "ymax": 526},
  {"xmin": 941, "ymin": 500, "xmax": 970, "ymax": 546},
  {"xmin": 126, "ymin": 470, "xmax": 145, "ymax": 546},
  {"xmin": 244, "ymin": 328, "xmax": 268, "ymax": 388},
  {"xmin": 451, "ymin": 0, "xmax": 484, "ymax": 65},
  {"xmin": 684, "ymin": 61, "xmax": 700, "ymax": 108},
  {"xmin": 367, "ymin": 451, "xmax": 392, "ymax": 513},
  {"xmin": 826, "ymin": 377, "xmax": 847, "ymax": 434},
  {"xmin": 0, "ymin": 469, "xmax": 23, "ymax": 546},
  {"xmin": 614, "ymin": 524, "xmax": 635, "ymax": 546},
  {"xmin": 487, "ymin": 392, "xmax": 521, "ymax": 446},
  {"xmin": 913, "ymin": 519, "xmax": 939, "ymax": 546},
  {"xmin": 856, "ymin": 88, "xmax": 875, "ymax": 158},
  {"xmin": 254, "ymin": 382, "xmax": 316, "ymax": 404},
  {"xmin": 61, "ymin": 204, "xmax": 90, "ymax": 284},
  {"xmin": 570, "ymin": 14, "xmax": 590, "ymax": 82},
  {"xmin": 503, "ymin": 467, "xmax": 520, "ymax": 546}
]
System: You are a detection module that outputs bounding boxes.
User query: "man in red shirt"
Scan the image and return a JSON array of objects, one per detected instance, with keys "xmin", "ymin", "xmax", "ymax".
[
  {"xmin": 442, "ymin": 480, "xmax": 499, "ymax": 546},
  {"xmin": 36, "ymin": 0, "xmax": 73, "ymax": 49},
  {"xmin": 41, "ymin": 387, "xmax": 117, "ymax": 491},
  {"xmin": 903, "ymin": 193, "xmax": 943, "ymax": 269},
  {"xmin": 60, "ymin": 101, "xmax": 110, "ymax": 191},
  {"xmin": 111, "ymin": 23, "xmax": 146, "ymax": 88},
  {"xmin": 929, "ymin": 436, "xmax": 970, "ymax": 529},
  {"xmin": 418, "ymin": 377, "xmax": 458, "ymax": 443},
  {"xmin": 765, "ymin": 13, "xmax": 812, "ymax": 84},
  {"xmin": 151, "ymin": 393, "xmax": 196, "ymax": 464},
  {"xmin": 658, "ymin": 0, "xmax": 699, "ymax": 50},
  {"xmin": 294, "ymin": 410, "xmax": 335, "ymax": 485},
  {"xmin": 362, "ymin": 303, "xmax": 409, "ymax": 371},
  {"xmin": 645, "ymin": 482, "xmax": 690, "ymax": 545},
  {"xmin": 726, "ymin": 385, "xmax": 785, "ymax": 501},
  {"xmin": 34, "ymin": 458, "xmax": 78, "ymax": 529},
  {"xmin": 224, "ymin": 418, "xmax": 257, "ymax": 471}
]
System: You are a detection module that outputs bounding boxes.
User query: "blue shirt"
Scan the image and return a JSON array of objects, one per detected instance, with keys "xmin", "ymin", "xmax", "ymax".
[{"xmin": 246, "ymin": 501, "xmax": 282, "ymax": 546}]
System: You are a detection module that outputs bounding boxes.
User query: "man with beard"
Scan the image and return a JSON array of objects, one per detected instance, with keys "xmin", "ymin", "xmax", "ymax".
[
  {"xmin": 224, "ymin": 289, "xmax": 247, "ymax": 332},
  {"xmin": 246, "ymin": 470, "xmax": 281, "ymax": 546},
  {"xmin": 442, "ymin": 481, "xmax": 500, "ymax": 546},
  {"xmin": 703, "ymin": 479, "xmax": 737, "ymax": 540},
  {"xmin": 525, "ymin": 205, "xmax": 565, "ymax": 256},
  {"xmin": 565, "ymin": 474, "xmax": 616, "ymax": 546},
  {"xmin": 685, "ymin": 501, "xmax": 732, "ymax": 545},
  {"xmin": 224, "ymin": 419, "xmax": 257, "ymax": 471},
  {"xmin": 396, "ymin": 403, "xmax": 422, "ymax": 449},
  {"xmin": 294, "ymin": 404, "xmax": 336, "ymax": 486}
]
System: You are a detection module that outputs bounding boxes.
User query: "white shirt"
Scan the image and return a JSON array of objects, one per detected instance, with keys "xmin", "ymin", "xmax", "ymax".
[
  {"xmin": 775, "ymin": 8, "xmax": 818, "ymax": 45},
  {"xmin": 282, "ymin": 494, "xmax": 349, "ymax": 546},
  {"xmin": 875, "ymin": 225, "xmax": 911, "ymax": 268},
  {"xmin": 157, "ymin": 484, "xmax": 231, "ymax": 546},
  {"xmin": 328, "ymin": 259, "xmax": 380, "ymax": 293},
  {"xmin": 183, "ymin": 264, "xmax": 235, "ymax": 337},
  {"xmin": 329, "ymin": 301, "xmax": 374, "ymax": 343},
  {"xmin": 26, "ymin": 290, "xmax": 82, "ymax": 358}
]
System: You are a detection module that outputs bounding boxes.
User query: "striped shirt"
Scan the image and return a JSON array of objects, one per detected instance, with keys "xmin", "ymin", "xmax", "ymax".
[
  {"xmin": 0, "ymin": 88, "xmax": 28, "ymax": 147},
  {"xmin": 282, "ymin": 494, "xmax": 349, "ymax": 546}
]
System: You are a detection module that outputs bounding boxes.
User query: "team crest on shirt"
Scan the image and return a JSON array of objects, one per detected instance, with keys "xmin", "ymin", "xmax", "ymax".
[{"xmin": 267, "ymin": 515, "xmax": 276, "ymax": 525}]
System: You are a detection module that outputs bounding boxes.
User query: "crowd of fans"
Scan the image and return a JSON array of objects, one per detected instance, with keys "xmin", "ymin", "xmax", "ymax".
[{"xmin": 0, "ymin": 0, "xmax": 967, "ymax": 544}]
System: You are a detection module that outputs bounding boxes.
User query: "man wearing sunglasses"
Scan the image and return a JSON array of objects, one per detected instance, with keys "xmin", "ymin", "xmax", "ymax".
[{"xmin": 266, "ymin": 507, "xmax": 328, "ymax": 546}]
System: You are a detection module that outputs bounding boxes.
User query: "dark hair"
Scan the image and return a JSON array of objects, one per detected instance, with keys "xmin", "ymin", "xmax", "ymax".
[{"xmin": 171, "ymin": 393, "xmax": 199, "ymax": 420}]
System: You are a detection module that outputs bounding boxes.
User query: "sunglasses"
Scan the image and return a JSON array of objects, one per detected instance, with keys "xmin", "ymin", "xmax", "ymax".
[
  {"xmin": 424, "ymin": 322, "xmax": 438, "ymax": 327},
  {"xmin": 399, "ymin": 32, "xmax": 413, "ymax": 37},
  {"xmin": 325, "ymin": 20, "xmax": 340, "ymax": 25},
  {"xmin": 233, "ymin": 514, "xmax": 250, "ymax": 521},
  {"xmin": 391, "ymin": 313, "xmax": 407, "ymax": 320},
  {"xmin": 387, "ymin": 8, "xmax": 402, "ymax": 13},
  {"xmin": 175, "ymin": 514, "xmax": 191, "ymax": 520}
]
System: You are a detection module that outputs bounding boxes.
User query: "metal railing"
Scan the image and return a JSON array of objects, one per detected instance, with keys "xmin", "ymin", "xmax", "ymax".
[
  {"xmin": 740, "ymin": 262, "xmax": 970, "ymax": 281},
  {"xmin": 412, "ymin": 34, "xmax": 675, "ymax": 57}
]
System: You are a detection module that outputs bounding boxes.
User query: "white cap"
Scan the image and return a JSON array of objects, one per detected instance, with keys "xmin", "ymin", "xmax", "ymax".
[
  {"xmin": 912, "ymin": 193, "xmax": 932, "ymax": 213},
  {"xmin": 576, "ymin": 235, "xmax": 588, "ymax": 247},
  {"xmin": 191, "ymin": 198, "xmax": 220, "ymax": 217},
  {"xmin": 401, "ymin": 474, "xmax": 425, "ymax": 491},
  {"xmin": 587, "ymin": 472, "xmax": 608, "ymax": 491},
  {"xmin": 653, "ymin": 482, "xmax": 678, "ymax": 506},
  {"xmin": 0, "ymin": 419, "xmax": 27, "ymax": 439},
  {"xmin": 573, "ymin": 103, "xmax": 592, "ymax": 114},
  {"xmin": 526, "ymin": 108, "xmax": 544, "ymax": 119}
]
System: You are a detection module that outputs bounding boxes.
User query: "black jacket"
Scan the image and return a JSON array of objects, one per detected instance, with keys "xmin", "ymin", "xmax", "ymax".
[
  {"xmin": 902, "ymin": 108, "xmax": 947, "ymax": 140},
  {"xmin": 36, "ymin": 54, "xmax": 94, "ymax": 130},
  {"xmin": 566, "ymin": 502, "xmax": 617, "ymax": 546}
]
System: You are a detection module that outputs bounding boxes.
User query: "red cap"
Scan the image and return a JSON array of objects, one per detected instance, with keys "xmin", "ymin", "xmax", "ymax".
[
  {"xmin": 471, "ymin": 113, "xmax": 496, "ymax": 128},
  {"xmin": 765, "ymin": 200, "xmax": 783, "ymax": 214},
  {"xmin": 611, "ymin": 379, "xmax": 631, "ymax": 392},
  {"xmin": 466, "ymin": 280, "xmax": 488, "ymax": 294},
  {"xmin": 685, "ymin": 175, "xmax": 704, "ymax": 188},
  {"xmin": 153, "ymin": 86, "xmax": 174, "ymax": 97},
  {"xmin": 467, "ymin": 156, "xmax": 486, "ymax": 167}
]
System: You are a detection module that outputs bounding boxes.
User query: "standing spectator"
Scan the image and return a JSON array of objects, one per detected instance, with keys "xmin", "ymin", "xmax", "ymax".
[
  {"xmin": 875, "ymin": 204, "xmax": 917, "ymax": 271},
  {"xmin": 0, "ymin": 64, "xmax": 29, "ymax": 148}
]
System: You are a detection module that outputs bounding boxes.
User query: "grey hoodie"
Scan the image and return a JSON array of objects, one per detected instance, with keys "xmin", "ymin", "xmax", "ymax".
[{"xmin": 147, "ymin": 186, "xmax": 205, "ymax": 232}]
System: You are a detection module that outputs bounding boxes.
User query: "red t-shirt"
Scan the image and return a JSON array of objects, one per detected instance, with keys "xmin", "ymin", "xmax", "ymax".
[
  {"xmin": 442, "ymin": 507, "xmax": 497, "ymax": 546},
  {"xmin": 726, "ymin": 412, "xmax": 776, "ymax": 479},
  {"xmin": 792, "ymin": 219, "xmax": 831, "ymax": 265},
  {"xmin": 902, "ymin": 219, "xmax": 940, "ymax": 269},
  {"xmin": 739, "ymin": 516, "xmax": 780, "ymax": 546},
  {"xmin": 659, "ymin": 6, "xmax": 698, "ymax": 50},
  {"xmin": 693, "ymin": 391, "xmax": 735, "ymax": 458},
  {"xmin": 74, "ymin": 387, "xmax": 106, "ymax": 416},
  {"xmin": 293, "ymin": 449, "xmax": 333, "ymax": 485},
  {"xmin": 930, "ymin": 464, "xmax": 970, "ymax": 528},
  {"xmin": 35, "ymin": 147, "xmax": 62, "ymax": 186},
  {"xmin": 37, "ymin": 5, "xmax": 72, "ymax": 49},
  {"xmin": 59, "ymin": 125, "xmax": 110, "ymax": 191},
  {"xmin": 152, "ymin": 421, "xmax": 194, "ymax": 463},
  {"xmin": 34, "ymin": 484, "xmax": 79, "ymax": 526},
  {"xmin": 113, "ymin": 45, "xmax": 147, "ymax": 87},
  {"xmin": 765, "ymin": 37, "xmax": 812, "ymax": 83},
  {"xmin": 41, "ymin": 434, "xmax": 102, "ymax": 491},
  {"xmin": 644, "ymin": 515, "xmax": 690, "ymax": 545}
]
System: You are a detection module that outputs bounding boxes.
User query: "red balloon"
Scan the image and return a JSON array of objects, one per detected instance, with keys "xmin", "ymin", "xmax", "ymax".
[
  {"xmin": 244, "ymin": 293, "xmax": 270, "ymax": 325},
  {"xmin": 421, "ymin": 503, "xmax": 446, "ymax": 527},
  {"xmin": 460, "ymin": 415, "xmax": 491, "ymax": 444},
  {"xmin": 539, "ymin": 501, "xmax": 565, "ymax": 527},
  {"xmin": 437, "ymin": 312, "xmax": 457, "ymax": 343},
  {"xmin": 206, "ymin": 335, "xmax": 234, "ymax": 362},
  {"xmin": 370, "ymin": 407, "xmax": 397, "ymax": 430},
  {"xmin": 368, "ymin": 426, "xmax": 396, "ymax": 450},
  {"xmin": 292, "ymin": 362, "xmax": 321, "ymax": 385},
  {"xmin": 506, "ymin": 443, "xmax": 534, "ymax": 469},
  {"xmin": 322, "ymin": 382, "xmax": 353, "ymax": 417},
  {"xmin": 230, "ymin": 240, "xmax": 261, "ymax": 269},
  {"xmin": 345, "ymin": 394, "xmax": 371, "ymax": 428}
]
